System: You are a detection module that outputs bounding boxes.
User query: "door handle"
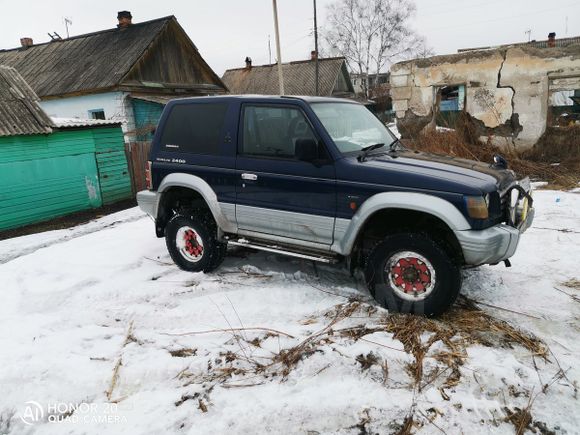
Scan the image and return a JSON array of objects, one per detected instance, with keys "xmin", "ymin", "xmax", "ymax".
[{"xmin": 241, "ymin": 173, "xmax": 258, "ymax": 181}]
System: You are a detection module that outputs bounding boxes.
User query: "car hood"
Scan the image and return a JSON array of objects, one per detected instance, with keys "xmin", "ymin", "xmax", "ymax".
[{"xmin": 351, "ymin": 149, "xmax": 516, "ymax": 195}]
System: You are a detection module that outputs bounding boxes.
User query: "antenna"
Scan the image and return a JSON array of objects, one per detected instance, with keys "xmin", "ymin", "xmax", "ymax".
[
  {"xmin": 64, "ymin": 17, "xmax": 72, "ymax": 38},
  {"xmin": 525, "ymin": 29, "xmax": 532, "ymax": 42}
]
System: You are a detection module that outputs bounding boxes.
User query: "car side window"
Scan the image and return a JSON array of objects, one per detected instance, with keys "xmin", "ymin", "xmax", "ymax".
[
  {"xmin": 160, "ymin": 103, "xmax": 228, "ymax": 154},
  {"xmin": 241, "ymin": 105, "xmax": 316, "ymax": 158}
]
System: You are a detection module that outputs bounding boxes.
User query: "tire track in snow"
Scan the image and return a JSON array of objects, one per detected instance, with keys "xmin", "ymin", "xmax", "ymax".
[{"xmin": 0, "ymin": 214, "xmax": 147, "ymax": 265}]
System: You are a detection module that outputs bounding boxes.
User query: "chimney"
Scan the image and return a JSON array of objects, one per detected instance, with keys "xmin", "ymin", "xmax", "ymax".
[
  {"xmin": 20, "ymin": 37, "xmax": 33, "ymax": 48},
  {"xmin": 245, "ymin": 56, "xmax": 252, "ymax": 69},
  {"xmin": 117, "ymin": 11, "xmax": 133, "ymax": 29},
  {"xmin": 548, "ymin": 32, "xmax": 556, "ymax": 48},
  {"xmin": 310, "ymin": 50, "xmax": 318, "ymax": 60}
]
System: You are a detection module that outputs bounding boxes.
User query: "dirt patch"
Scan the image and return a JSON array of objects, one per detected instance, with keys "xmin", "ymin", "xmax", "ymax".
[{"xmin": 0, "ymin": 198, "xmax": 136, "ymax": 241}]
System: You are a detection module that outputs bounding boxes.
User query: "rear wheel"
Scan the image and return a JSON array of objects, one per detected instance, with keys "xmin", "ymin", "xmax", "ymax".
[
  {"xmin": 165, "ymin": 212, "xmax": 226, "ymax": 273},
  {"xmin": 364, "ymin": 233, "xmax": 461, "ymax": 317}
]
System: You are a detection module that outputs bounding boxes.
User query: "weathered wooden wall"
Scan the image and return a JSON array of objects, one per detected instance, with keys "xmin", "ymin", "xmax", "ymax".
[{"xmin": 125, "ymin": 141, "xmax": 152, "ymax": 193}]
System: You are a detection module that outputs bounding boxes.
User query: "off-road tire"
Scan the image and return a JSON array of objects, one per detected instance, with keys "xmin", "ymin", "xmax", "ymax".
[
  {"xmin": 165, "ymin": 211, "xmax": 226, "ymax": 273},
  {"xmin": 364, "ymin": 233, "xmax": 461, "ymax": 317}
]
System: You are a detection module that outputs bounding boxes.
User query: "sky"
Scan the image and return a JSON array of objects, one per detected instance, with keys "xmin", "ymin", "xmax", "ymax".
[{"xmin": 0, "ymin": 0, "xmax": 578, "ymax": 76}]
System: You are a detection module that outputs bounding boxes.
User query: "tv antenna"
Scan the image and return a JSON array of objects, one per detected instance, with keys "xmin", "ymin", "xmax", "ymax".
[{"xmin": 64, "ymin": 17, "xmax": 72, "ymax": 38}]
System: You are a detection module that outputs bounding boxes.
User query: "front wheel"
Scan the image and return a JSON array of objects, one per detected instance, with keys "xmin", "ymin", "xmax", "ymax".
[
  {"xmin": 165, "ymin": 212, "xmax": 225, "ymax": 273},
  {"xmin": 364, "ymin": 233, "xmax": 461, "ymax": 317}
]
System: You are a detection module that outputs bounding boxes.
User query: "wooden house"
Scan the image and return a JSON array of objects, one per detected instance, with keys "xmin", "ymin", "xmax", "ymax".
[{"xmin": 0, "ymin": 12, "xmax": 227, "ymax": 142}]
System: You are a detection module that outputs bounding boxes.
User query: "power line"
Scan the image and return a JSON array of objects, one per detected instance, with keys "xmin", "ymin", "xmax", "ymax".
[{"xmin": 427, "ymin": 2, "xmax": 579, "ymax": 32}]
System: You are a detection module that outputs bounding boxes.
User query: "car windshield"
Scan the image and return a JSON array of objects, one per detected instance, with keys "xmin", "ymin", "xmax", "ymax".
[{"xmin": 310, "ymin": 102, "xmax": 397, "ymax": 154}]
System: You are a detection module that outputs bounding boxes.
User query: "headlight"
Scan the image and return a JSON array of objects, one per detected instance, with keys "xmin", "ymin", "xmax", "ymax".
[{"xmin": 465, "ymin": 196, "xmax": 489, "ymax": 219}]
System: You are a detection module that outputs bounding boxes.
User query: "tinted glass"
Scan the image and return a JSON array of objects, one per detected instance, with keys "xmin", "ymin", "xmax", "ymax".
[
  {"xmin": 310, "ymin": 103, "xmax": 396, "ymax": 154},
  {"xmin": 242, "ymin": 106, "xmax": 316, "ymax": 158},
  {"xmin": 160, "ymin": 103, "xmax": 228, "ymax": 154}
]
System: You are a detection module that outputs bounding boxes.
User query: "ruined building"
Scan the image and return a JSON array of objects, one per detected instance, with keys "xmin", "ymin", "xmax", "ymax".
[{"xmin": 390, "ymin": 34, "xmax": 580, "ymax": 150}]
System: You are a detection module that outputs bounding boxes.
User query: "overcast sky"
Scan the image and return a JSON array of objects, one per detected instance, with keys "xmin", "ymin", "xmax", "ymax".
[{"xmin": 0, "ymin": 0, "xmax": 578, "ymax": 76}]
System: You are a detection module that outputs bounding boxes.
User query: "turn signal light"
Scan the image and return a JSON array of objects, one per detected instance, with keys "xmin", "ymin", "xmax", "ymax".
[{"xmin": 465, "ymin": 196, "xmax": 489, "ymax": 219}]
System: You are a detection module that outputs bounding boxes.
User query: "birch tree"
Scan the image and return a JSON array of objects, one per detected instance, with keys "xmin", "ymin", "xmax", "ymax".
[{"xmin": 324, "ymin": 0, "xmax": 431, "ymax": 97}]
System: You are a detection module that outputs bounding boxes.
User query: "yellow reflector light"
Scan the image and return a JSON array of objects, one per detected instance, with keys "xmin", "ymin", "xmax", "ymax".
[{"xmin": 466, "ymin": 196, "xmax": 489, "ymax": 219}]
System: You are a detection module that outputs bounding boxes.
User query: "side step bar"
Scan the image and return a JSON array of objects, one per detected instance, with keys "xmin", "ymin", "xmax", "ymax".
[{"xmin": 227, "ymin": 239, "xmax": 339, "ymax": 264}]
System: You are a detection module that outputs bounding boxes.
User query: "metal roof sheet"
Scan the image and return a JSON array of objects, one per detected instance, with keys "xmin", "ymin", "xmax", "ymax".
[{"xmin": 50, "ymin": 117, "xmax": 123, "ymax": 128}]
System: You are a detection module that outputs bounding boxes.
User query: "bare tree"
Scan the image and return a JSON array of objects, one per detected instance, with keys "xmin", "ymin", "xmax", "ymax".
[{"xmin": 324, "ymin": 0, "xmax": 431, "ymax": 98}]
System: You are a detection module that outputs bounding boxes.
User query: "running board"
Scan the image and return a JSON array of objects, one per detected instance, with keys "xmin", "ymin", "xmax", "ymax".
[{"xmin": 227, "ymin": 239, "xmax": 339, "ymax": 264}]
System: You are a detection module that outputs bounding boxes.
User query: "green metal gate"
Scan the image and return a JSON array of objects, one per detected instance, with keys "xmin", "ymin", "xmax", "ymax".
[{"xmin": 93, "ymin": 127, "xmax": 132, "ymax": 205}]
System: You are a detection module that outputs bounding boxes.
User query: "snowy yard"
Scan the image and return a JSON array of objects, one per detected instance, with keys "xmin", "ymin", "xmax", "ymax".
[{"xmin": 1, "ymin": 189, "xmax": 579, "ymax": 434}]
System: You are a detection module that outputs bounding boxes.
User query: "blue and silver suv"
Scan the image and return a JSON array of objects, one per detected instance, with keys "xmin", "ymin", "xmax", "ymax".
[{"xmin": 137, "ymin": 95, "xmax": 534, "ymax": 316}]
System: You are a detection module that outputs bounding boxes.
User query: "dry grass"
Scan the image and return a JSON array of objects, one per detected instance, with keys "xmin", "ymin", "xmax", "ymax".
[
  {"xmin": 173, "ymin": 297, "xmax": 557, "ymax": 429},
  {"xmin": 562, "ymin": 278, "xmax": 580, "ymax": 291},
  {"xmin": 404, "ymin": 119, "xmax": 580, "ymax": 190},
  {"xmin": 179, "ymin": 298, "xmax": 548, "ymax": 395}
]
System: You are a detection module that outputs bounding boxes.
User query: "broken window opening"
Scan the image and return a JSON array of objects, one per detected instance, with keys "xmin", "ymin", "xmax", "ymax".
[
  {"xmin": 549, "ymin": 88, "xmax": 580, "ymax": 127},
  {"xmin": 436, "ymin": 85, "xmax": 466, "ymax": 129}
]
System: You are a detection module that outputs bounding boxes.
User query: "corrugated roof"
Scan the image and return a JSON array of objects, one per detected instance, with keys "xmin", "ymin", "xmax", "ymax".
[
  {"xmin": 0, "ymin": 65, "xmax": 53, "ymax": 137},
  {"xmin": 0, "ymin": 16, "xmax": 173, "ymax": 98},
  {"xmin": 222, "ymin": 57, "xmax": 352, "ymax": 96},
  {"xmin": 51, "ymin": 117, "xmax": 123, "ymax": 128}
]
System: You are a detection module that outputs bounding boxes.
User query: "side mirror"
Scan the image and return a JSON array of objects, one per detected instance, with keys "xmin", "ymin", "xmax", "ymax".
[{"xmin": 295, "ymin": 139, "xmax": 318, "ymax": 161}]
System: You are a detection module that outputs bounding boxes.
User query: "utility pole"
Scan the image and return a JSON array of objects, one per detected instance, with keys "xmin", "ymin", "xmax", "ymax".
[
  {"xmin": 272, "ymin": 0, "xmax": 285, "ymax": 94},
  {"xmin": 525, "ymin": 29, "xmax": 531, "ymax": 42},
  {"xmin": 313, "ymin": 0, "xmax": 319, "ymax": 96},
  {"xmin": 268, "ymin": 34, "xmax": 272, "ymax": 64}
]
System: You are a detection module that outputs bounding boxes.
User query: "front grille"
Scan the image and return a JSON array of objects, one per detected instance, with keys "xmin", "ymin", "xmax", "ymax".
[{"xmin": 500, "ymin": 192, "xmax": 510, "ymax": 223}]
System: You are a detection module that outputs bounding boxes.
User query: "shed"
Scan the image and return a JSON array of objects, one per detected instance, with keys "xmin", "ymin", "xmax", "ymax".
[{"xmin": 0, "ymin": 66, "xmax": 131, "ymax": 231}]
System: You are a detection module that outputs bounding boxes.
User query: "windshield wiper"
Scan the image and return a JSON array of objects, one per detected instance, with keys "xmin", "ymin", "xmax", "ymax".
[{"xmin": 357, "ymin": 143, "xmax": 385, "ymax": 162}]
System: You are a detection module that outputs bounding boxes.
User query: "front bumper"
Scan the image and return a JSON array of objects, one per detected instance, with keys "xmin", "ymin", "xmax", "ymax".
[
  {"xmin": 137, "ymin": 190, "xmax": 159, "ymax": 219},
  {"xmin": 455, "ymin": 206, "xmax": 535, "ymax": 266}
]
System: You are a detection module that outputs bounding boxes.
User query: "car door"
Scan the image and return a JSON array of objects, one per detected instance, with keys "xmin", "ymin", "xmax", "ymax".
[{"xmin": 235, "ymin": 103, "xmax": 336, "ymax": 246}]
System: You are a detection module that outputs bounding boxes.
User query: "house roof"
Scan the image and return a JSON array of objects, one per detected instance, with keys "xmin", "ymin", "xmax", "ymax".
[
  {"xmin": 0, "ymin": 16, "xmax": 225, "ymax": 98},
  {"xmin": 222, "ymin": 57, "xmax": 353, "ymax": 96},
  {"xmin": 0, "ymin": 65, "xmax": 54, "ymax": 137}
]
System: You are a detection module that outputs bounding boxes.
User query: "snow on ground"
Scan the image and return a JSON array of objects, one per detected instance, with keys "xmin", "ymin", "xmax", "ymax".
[{"xmin": 0, "ymin": 190, "xmax": 579, "ymax": 434}]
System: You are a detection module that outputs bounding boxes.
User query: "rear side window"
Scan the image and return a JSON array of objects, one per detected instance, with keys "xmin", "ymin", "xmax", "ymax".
[{"xmin": 160, "ymin": 103, "xmax": 228, "ymax": 154}]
